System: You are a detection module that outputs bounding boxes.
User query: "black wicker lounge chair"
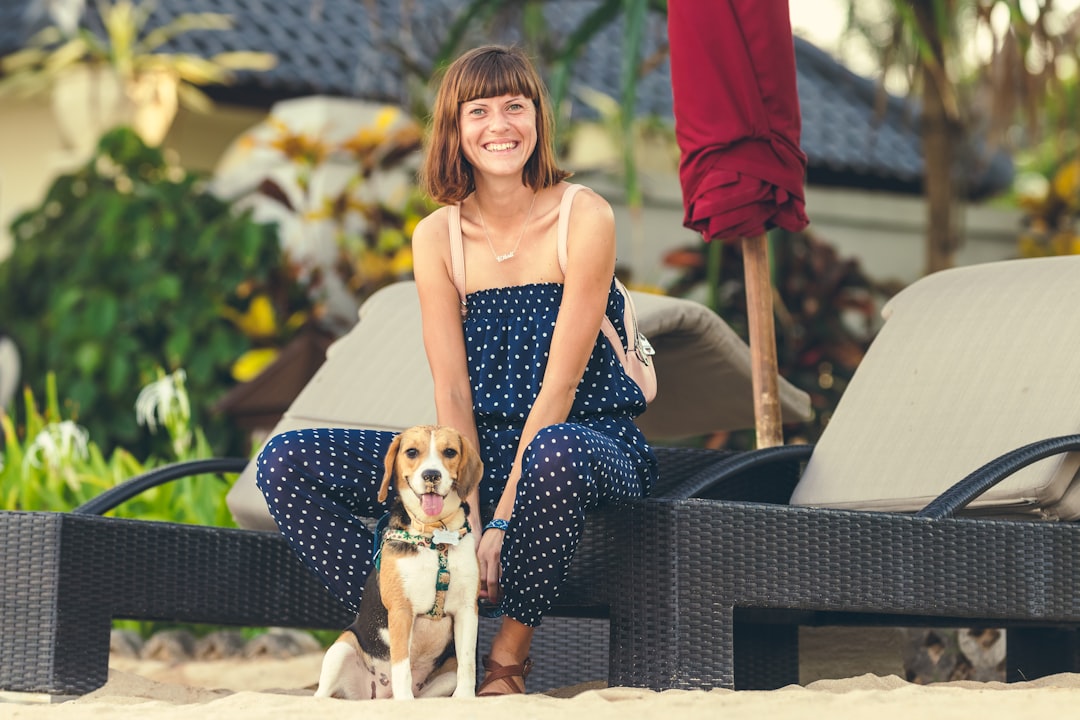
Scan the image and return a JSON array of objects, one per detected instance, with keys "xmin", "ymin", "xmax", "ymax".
[
  {"xmin": 6, "ymin": 434, "xmax": 1080, "ymax": 695},
  {"xmin": 597, "ymin": 254, "xmax": 1080, "ymax": 690}
]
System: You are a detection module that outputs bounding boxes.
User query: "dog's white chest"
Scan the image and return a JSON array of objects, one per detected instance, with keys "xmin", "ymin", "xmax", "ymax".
[{"xmin": 397, "ymin": 535, "xmax": 477, "ymax": 616}]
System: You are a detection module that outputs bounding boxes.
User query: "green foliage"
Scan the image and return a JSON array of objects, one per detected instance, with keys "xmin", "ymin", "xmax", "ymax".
[
  {"xmin": 0, "ymin": 127, "xmax": 286, "ymax": 457},
  {"xmin": 0, "ymin": 371, "xmax": 236, "ymax": 527},
  {"xmin": 664, "ymin": 230, "xmax": 899, "ymax": 448}
]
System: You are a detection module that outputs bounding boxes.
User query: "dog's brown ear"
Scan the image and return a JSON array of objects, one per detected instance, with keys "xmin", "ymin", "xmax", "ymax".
[
  {"xmin": 458, "ymin": 435, "xmax": 484, "ymax": 496},
  {"xmin": 379, "ymin": 433, "xmax": 402, "ymax": 502}
]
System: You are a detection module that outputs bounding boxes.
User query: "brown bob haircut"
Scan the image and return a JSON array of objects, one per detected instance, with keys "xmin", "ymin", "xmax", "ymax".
[{"xmin": 420, "ymin": 45, "xmax": 570, "ymax": 205}]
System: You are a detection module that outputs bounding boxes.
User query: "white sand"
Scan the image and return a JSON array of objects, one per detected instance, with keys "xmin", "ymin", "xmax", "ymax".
[{"xmin": 3, "ymin": 651, "xmax": 1080, "ymax": 720}]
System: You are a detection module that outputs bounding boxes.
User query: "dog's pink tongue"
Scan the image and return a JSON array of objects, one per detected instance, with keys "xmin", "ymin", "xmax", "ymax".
[{"xmin": 421, "ymin": 493, "xmax": 444, "ymax": 517}]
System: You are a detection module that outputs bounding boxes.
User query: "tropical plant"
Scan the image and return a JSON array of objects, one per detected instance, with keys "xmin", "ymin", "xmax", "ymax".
[
  {"xmin": 0, "ymin": 0, "xmax": 276, "ymax": 145},
  {"xmin": 1017, "ymin": 152, "xmax": 1080, "ymax": 257},
  {"xmin": 840, "ymin": 0, "xmax": 1080, "ymax": 273},
  {"xmin": 1, "ymin": 370, "xmax": 234, "ymax": 526},
  {"xmin": 0, "ymin": 127, "xmax": 305, "ymax": 458}
]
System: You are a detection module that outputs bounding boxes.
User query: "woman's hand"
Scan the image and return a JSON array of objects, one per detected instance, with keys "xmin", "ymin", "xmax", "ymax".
[
  {"xmin": 478, "ymin": 463, "xmax": 519, "ymax": 604},
  {"xmin": 477, "ymin": 524, "xmax": 506, "ymax": 603}
]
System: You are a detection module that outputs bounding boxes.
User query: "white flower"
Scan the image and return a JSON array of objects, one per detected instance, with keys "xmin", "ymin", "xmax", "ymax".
[
  {"xmin": 136, "ymin": 369, "xmax": 190, "ymax": 432},
  {"xmin": 135, "ymin": 369, "xmax": 192, "ymax": 456},
  {"xmin": 23, "ymin": 420, "xmax": 90, "ymax": 472}
]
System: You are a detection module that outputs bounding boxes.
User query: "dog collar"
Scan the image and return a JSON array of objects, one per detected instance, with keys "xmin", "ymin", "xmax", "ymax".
[{"xmin": 382, "ymin": 525, "xmax": 468, "ymax": 549}]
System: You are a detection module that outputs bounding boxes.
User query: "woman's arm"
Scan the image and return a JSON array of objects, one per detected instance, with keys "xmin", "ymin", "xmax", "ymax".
[{"xmin": 411, "ymin": 208, "xmax": 484, "ymax": 530}]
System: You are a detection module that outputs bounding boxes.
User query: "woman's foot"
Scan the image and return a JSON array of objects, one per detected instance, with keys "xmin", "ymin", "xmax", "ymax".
[{"xmin": 476, "ymin": 654, "xmax": 533, "ymax": 696}]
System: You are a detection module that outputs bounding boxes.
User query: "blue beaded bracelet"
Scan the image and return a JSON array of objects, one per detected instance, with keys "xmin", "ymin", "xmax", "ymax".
[{"xmin": 485, "ymin": 518, "xmax": 510, "ymax": 532}]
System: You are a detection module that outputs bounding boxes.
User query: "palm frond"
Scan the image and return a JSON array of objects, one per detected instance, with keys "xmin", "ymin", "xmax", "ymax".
[
  {"xmin": 137, "ymin": 13, "xmax": 236, "ymax": 54},
  {"xmin": 208, "ymin": 51, "xmax": 277, "ymax": 72},
  {"xmin": 174, "ymin": 80, "xmax": 214, "ymax": 113}
]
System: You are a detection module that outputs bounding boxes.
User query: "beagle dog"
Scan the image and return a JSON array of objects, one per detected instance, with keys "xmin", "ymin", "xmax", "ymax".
[{"xmin": 315, "ymin": 425, "xmax": 483, "ymax": 700}]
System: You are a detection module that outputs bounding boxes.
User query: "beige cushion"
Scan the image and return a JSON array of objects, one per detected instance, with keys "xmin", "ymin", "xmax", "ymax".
[
  {"xmin": 227, "ymin": 281, "xmax": 812, "ymax": 529},
  {"xmin": 790, "ymin": 255, "xmax": 1080, "ymax": 520},
  {"xmin": 633, "ymin": 291, "xmax": 811, "ymax": 439}
]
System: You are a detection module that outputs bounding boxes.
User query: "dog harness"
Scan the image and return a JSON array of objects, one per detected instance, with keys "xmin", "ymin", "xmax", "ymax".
[{"xmin": 377, "ymin": 523, "xmax": 470, "ymax": 619}]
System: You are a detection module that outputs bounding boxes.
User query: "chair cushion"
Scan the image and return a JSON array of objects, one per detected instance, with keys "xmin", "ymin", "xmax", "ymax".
[
  {"xmin": 227, "ymin": 281, "xmax": 813, "ymax": 529},
  {"xmin": 790, "ymin": 255, "xmax": 1080, "ymax": 520},
  {"xmin": 632, "ymin": 291, "xmax": 811, "ymax": 439}
]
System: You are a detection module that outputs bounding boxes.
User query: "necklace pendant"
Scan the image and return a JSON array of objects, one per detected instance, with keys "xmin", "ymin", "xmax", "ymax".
[{"xmin": 477, "ymin": 192, "xmax": 537, "ymax": 265}]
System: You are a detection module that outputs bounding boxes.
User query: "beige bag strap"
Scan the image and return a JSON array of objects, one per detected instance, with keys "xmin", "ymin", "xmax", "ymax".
[
  {"xmin": 447, "ymin": 204, "xmax": 467, "ymax": 318},
  {"xmin": 555, "ymin": 183, "xmax": 583, "ymax": 275},
  {"xmin": 557, "ymin": 184, "xmax": 627, "ymax": 354}
]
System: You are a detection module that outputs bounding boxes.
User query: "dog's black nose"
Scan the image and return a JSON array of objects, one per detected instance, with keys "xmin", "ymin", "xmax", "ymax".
[{"xmin": 421, "ymin": 469, "xmax": 442, "ymax": 484}]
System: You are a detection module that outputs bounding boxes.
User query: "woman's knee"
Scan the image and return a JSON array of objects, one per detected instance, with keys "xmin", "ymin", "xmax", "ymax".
[
  {"xmin": 520, "ymin": 424, "xmax": 591, "ymax": 493},
  {"xmin": 255, "ymin": 428, "xmax": 321, "ymax": 496}
]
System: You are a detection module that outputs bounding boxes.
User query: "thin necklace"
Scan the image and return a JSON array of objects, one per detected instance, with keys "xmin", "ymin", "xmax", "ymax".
[{"xmin": 476, "ymin": 192, "xmax": 537, "ymax": 263}]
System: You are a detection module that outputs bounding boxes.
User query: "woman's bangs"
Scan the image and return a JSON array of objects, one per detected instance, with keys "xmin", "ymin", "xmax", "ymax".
[{"xmin": 458, "ymin": 56, "xmax": 538, "ymax": 104}]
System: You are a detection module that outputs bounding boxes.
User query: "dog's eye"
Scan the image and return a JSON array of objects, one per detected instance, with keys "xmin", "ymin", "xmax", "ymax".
[
  {"xmin": 404, "ymin": 448, "xmax": 420, "ymax": 458},
  {"xmin": 442, "ymin": 448, "xmax": 458, "ymax": 459}
]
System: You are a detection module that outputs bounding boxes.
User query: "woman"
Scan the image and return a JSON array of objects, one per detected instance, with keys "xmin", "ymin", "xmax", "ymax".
[{"xmin": 256, "ymin": 44, "xmax": 658, "ymax": 696}]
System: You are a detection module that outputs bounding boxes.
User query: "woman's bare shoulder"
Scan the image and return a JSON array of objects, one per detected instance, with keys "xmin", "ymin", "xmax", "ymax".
[
  {"xmin": 562, "ymin": 184, "xmax": 614, "ymax": 236},
  {"xmin": 411, "ymin": 206, "xmax": 456, "ymax": 283},
  {"xmin": 413, "ymin": 205, "xmax": 451, "ymax": 244},
  {"xmin": 564, "ymin": 183, "xmax": 614, "ymax": 221}
]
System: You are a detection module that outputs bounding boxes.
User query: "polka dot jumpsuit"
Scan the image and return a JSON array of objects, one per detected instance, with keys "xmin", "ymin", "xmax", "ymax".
[{"xmin": 257, "ymin": 265, "xmax": 658, "ymax": 629}]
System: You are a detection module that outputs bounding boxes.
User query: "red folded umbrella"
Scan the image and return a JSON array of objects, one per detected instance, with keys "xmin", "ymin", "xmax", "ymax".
[
  {"xmin": 669, "ymin": 0, "xmax": 809, "ymax": 241},
  {"xmin": 668, "ymin": 0, "xmax": 810, "ymax": 446}
]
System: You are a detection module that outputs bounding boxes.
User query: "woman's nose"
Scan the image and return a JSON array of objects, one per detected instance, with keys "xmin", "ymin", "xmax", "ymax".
[{"xmin": 488, "ymin": 108, "xmax": 510, "ymax": 129}]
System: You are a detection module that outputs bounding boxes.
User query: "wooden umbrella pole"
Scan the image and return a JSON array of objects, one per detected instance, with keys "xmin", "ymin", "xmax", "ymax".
[{"xmin": 741, "ymin": 233, "xmax": 783, "ymax": 448}]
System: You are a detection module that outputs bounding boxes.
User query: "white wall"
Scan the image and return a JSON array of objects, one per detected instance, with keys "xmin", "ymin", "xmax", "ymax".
[{"xmin": 0, "ymin": 96, "xmax": 71, "ymax": 261}]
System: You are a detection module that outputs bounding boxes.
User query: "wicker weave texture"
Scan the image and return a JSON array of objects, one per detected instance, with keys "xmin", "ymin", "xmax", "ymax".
[
  {"xmin": 1, "ymin": 514, "xmax": 63, "ymax": 693},
  {"xmin": 1, "ymin": 512, "xmax": 353, "ymax": 694},
  {"xmin": 607, "ymin": 498, "xmax": 1080, "ymax": 690}
]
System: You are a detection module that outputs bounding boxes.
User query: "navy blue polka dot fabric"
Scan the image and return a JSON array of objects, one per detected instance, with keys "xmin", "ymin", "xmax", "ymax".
[{"xmin": 257, "ymin": 281, "xmax": 658, "ymax": 626}]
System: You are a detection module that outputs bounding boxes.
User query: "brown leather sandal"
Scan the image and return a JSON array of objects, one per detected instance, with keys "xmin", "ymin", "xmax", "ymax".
[{"xmin": 476, "ymin": 654, "xmax": 533, "ymax": 696}]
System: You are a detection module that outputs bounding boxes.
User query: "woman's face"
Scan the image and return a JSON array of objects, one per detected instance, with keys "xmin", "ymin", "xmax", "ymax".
[{"xmin": 458, "ymin": 93, "xmax": 537, "ymax": 181}]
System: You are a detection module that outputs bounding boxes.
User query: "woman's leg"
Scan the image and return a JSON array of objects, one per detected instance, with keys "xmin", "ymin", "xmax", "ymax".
[
  {"xmin": 256, "ymin": 426, "xmax": 397, "ymax": 613},
  {"xmin": 482, "ymin": 423, "xmax": 648, "ymax": 692}
]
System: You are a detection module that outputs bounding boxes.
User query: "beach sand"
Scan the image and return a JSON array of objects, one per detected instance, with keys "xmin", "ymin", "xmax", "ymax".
[{"xmin": 3, "ymin": 628, "xmax": 1077, "ymax": 719}]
